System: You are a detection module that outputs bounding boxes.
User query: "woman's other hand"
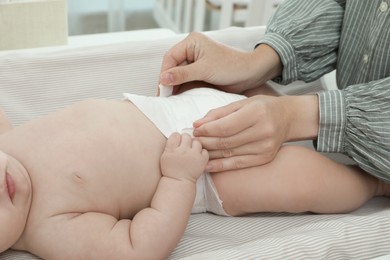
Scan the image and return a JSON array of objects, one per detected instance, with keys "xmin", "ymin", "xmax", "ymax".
[
  {"xmin": 159, "ymin": 32, "xmax": 282, "ymax": 95},
  {"xmin": 194, "ymin": 95, "xmax": 319, "ymax": 172}
]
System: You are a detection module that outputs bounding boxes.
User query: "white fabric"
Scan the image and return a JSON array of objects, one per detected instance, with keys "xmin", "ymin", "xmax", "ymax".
[{"xmin": 0, "ymin": 26, "xmax": 389, "ymax": 260}]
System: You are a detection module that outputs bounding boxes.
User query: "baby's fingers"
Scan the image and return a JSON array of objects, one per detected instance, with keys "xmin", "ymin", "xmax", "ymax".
[
  {"xmin": 165, "ymin": 132, "xmax": 181, "ymax": 151},
  {"xmin": 178, "ymin": 133, "xmax": 192, "ymax": 148},
  {"xmin": 191, "ymin": 138, "xmax": 203, "ymax": 151}
]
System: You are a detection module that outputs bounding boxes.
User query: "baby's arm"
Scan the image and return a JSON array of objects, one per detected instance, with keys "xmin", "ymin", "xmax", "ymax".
[
  {"xmin": 129, "ymin": 133, "xmax": 208, "ymax": 257},
  {"xmin": 34, "ymin": 133, "xmax": 208, "ymax": 259}
]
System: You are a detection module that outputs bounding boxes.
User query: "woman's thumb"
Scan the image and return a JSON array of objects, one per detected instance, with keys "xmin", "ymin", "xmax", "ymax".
[{"xmin": 160, "ymin": 63, "xmax": 205, "ymax": 86}]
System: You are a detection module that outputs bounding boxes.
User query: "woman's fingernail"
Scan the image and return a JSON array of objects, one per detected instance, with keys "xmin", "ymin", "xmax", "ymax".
[
  {"xmin": 206, "ymin": 163, "xmax": 213, "ymax": 171},
  {"xmin": 193, "ymin": 129, "xmax": 200, "ymax": 136},
  {"xmin": 161, "ymin": 72, "xmax": 174, "ymax": 84},
  {"xmin": 193, "ymin": 119, "xmax": 204, "ymax": 128}
]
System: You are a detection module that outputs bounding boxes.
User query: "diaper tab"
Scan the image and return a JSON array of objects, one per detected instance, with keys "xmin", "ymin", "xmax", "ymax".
[{"xmin": 159, "ymin": 84, "xmax": 173, "ymax": 97}]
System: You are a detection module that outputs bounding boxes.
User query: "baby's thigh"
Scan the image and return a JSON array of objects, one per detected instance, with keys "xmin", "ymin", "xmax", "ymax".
[
  {"xmin": 210, "ymin": 145, "xmax": 361, "ymax": 215},
  {"xmin": 210, "ymin": 165, "xmax": 271, "ymax": 216}
]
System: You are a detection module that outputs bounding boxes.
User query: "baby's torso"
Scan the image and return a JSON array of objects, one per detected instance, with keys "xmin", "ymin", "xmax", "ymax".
[{"xmin": 0, "ymin": 99, "xmax": 166, "ymax": 222}]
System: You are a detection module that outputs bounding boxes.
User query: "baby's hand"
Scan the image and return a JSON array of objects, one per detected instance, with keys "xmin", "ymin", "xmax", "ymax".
[{"xmin": 160, "ymin": 133, "xmax": 209, "ymax": 183}]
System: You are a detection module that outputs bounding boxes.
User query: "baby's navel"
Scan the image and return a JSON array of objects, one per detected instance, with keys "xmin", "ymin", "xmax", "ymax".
[{"xmin": 71, "ymin": 172, "xmax": 85, "ymax": 184}]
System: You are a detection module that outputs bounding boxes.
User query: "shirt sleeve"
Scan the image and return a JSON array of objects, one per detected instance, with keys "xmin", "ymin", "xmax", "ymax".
[
  {"xmin": 258, "ymin": 0, "xmax": 346, "ymax": 85},
  {"xmin": 316, "ymin": 78, "xmax": 390, "ymax": 182}
]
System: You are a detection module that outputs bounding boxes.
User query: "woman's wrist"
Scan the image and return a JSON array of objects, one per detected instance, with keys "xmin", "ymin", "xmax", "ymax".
[
  {"xmin": 282, "ymin": 95, "xmax": 319, "ymax": 142},
  {"xmin": 250, "ymin": 44, "xmax": 283, "ymax": 86}
]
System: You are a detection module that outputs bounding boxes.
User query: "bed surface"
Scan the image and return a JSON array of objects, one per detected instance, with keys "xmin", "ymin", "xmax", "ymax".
[
  {"xmin": 2, "ymin": 198, "xmax": 390, "ymax": 259},
  {"xmin": 0, "ymin": 26, "xmax": 389, "ymax": 260}
]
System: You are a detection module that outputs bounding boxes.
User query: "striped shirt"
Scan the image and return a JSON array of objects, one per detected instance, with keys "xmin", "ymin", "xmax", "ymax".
[{"xmin": 258, "ymin": 0, "xmax": 390, "ymax": 181}]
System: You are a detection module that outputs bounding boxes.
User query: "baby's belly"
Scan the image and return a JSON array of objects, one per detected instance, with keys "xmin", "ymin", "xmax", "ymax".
[{"xmin": 24, "ymin": 99, "xmax": 168, "ymax": 220}]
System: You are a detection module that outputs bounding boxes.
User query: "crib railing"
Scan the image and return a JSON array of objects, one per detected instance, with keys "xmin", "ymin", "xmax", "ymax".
[{"xmin": 153, "ymin": 0, "xmax": 281, "ymax": 33}]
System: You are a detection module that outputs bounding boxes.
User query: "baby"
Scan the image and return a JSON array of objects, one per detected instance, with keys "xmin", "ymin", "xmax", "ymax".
[{"xmin": 0, "ymin": 88, "xmax": 389, "ymax": 259}]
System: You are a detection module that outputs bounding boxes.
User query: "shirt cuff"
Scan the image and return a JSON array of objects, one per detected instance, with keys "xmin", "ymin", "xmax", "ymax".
[
  {"xmin": 257, "ymin": 32, "xmax": 298, "ymax": 85},
  {"xmin": 316, "ymin": 89, "xmax": 347, "ymax": 153}
]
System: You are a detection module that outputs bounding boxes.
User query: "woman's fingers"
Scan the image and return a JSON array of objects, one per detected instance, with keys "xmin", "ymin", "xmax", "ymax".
[
  {"xmin": 205, "ymin": 153, "xmax": 276, "ymax": 173},
  {"xmin": 193, "ymin": 100, "xmax": 250, "ymax": 135}
]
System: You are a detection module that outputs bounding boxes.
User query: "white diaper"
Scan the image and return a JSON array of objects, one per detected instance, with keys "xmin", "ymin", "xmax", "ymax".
[
  {"xmin": 192, "ymin": 172, "xmax": 231, "ymax": 216},
  {"xmin": 123, "ymin": 88, "xmax": 246, "ymax": 216}
]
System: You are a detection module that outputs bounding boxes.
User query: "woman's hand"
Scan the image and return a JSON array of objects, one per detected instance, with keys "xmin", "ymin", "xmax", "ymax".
[
  {"xmin": 193, "ymin": 95, "xmax": 320, "ymax": 172},
  {"xmin": 159, "ymin": 32, "xmax": 282, "ymax": 95}
]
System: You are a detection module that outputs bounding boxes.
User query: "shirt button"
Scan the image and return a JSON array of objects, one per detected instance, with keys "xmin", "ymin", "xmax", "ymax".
[
  {"xmin": 380, "ymin": 2, "xmax": 388, "ymax": 12},
  {"xmin": 363, "ymin": 54, "xmax": 369, "ymax": 64}
]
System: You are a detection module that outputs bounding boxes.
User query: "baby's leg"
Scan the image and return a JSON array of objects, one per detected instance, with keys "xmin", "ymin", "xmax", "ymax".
[{"xmin": 211, "ymin": 145, "xmax": 388, "ymax": 216}]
